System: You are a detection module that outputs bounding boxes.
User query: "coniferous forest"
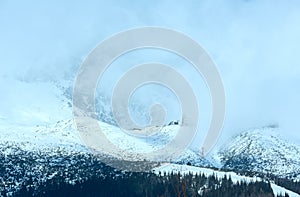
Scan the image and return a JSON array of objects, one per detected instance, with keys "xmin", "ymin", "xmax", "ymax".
[
  {"xmin": 12, "ymin": 170, "xmax": 288, "ymax": 197},
  {"xmin": 1, "ymin": 146, "xmax": 298, "ymax": 197}
]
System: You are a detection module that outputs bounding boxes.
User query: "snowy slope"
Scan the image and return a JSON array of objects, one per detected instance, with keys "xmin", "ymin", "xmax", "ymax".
[
  {"xmin": 0, "ymin": 77, "xmax": 186, "ymax": 159},
  {"xmin": 0, "ymin": 77, "xmax": 72, "ymax": 127},
  {"xmin": 0, "ymin": 119, "xmax": 84, "ymax": 153},
  {"xmin": 176, "ymin": 149, "xmax": 213, "ymax": 167},
  {"xmin": 218, "ymin": 126, "xmax": 300, "ymax": 179},
  {"xmin": 0, "ymin": 117, "xmax": 180, "ymax": 158}
]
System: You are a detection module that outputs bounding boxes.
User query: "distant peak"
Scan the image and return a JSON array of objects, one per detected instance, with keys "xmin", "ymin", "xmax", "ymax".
[{"xmin": 262, "ymin": 123, "xmax": 279, "ymax": 129}]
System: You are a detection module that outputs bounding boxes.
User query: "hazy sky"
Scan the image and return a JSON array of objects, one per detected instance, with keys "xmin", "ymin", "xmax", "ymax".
[{"xmin": 1, "ymin": 0, "xmax": 300, "ymax": 145}]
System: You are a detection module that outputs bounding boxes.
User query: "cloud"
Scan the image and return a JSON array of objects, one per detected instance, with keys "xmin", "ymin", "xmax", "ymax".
[{"xmin": 0, "ymin": 0, "xmax": 300, "ymax": 145}]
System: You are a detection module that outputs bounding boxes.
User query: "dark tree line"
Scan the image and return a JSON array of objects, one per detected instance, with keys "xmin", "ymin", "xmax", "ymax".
[
  {"xmin": 10, "ymin": 170, "xmax": 284, "ymax": 197},
  {"xmin": 272, "ymin": 176, "xmax": 300, "ymax": 195},
  {"xmin": 0, "ymin": 144, "xmax": 296, "ymax": 197},
  {"xmin": 220, "ymin": 168, "xmax": 300, "ymax": 195}
]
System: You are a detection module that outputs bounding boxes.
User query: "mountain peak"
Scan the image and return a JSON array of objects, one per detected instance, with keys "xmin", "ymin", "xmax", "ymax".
[{"xmin": 218, "ymin": 126, "xmax": 300, "ymax": 179}]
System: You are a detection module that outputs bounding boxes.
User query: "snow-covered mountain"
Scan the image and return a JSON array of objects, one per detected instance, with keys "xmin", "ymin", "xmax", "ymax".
[
  {"xmin": 1, "ymin": 77, "xmax": 300, "ymax": 177},
  {"xmin": 218, "ymin": 126, "xmax": 300, "ymax": 179},
  {"xmin": 1, "ymin": 77, "xmax": 300, "ymax": 196}
]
